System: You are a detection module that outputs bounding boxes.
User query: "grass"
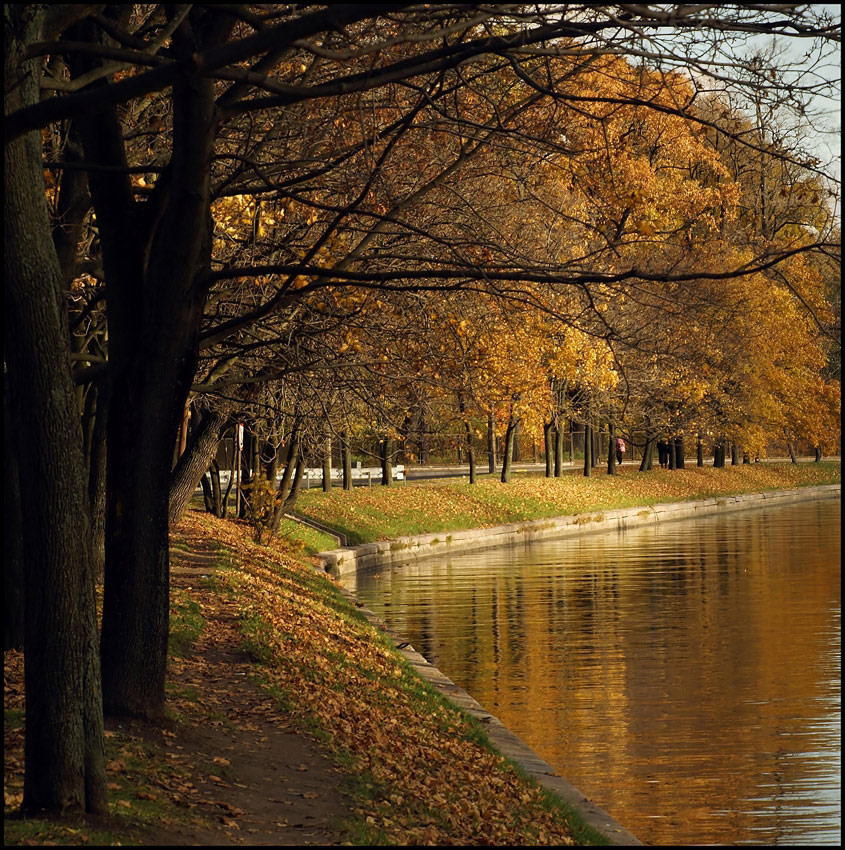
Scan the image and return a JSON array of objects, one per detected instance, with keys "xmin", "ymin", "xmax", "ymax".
[
  {"xmin": 4, "ymin": 581, "xmax": 214, "ymax": 846},
  {"xmin": 201, "ymin": 513, "xmax": 603, "ymax": 845},
  {"xmin": 294, "ymin": 461, "xmax": 840, "ymax": 544},
  {"xmin": 5, "ymin": 462, "xmax": 837, "ymax": 846},
  {"xmin": 168, "ymin": 589, "xmax": 205, "ymax": 658},
  {"xmin": 3, "ymin": 701, "xmax": 206, "ymax": 847}
]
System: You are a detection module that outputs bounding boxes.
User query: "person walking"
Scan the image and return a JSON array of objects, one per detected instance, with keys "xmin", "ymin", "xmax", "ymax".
[{"xmin": 615, "ymin": 436, "xmax": 626, "ymax": 465}]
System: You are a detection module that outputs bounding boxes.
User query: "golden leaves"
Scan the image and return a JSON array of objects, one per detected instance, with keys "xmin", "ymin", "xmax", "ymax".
[{"xmin": 183, "ymin": 511, "xmax": 578, "ymax": 845}]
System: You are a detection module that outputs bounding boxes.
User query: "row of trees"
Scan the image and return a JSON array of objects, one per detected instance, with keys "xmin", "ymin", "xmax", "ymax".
[{"xmin": 4, "ymin": 4, "xmax": 840, "ymax": 815}]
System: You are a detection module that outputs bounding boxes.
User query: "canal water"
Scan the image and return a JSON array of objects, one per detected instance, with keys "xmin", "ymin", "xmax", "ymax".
[{"xmin": 344, "ymin": 498, "xmax": 841, "ymax": 846}]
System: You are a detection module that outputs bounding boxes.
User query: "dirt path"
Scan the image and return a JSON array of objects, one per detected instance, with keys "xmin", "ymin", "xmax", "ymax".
[{"xmin": 135, "ymin": 541, "xmax": 355, "ymax": 845}]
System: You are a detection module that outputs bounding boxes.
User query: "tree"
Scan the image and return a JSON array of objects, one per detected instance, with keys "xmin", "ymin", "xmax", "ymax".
[
  {"xmin": 4, "ymin": 4, "xmax": 840, "ymax": 809},
  {"xmin": 4, "ymin": 3, "xmax": 106, "ymax": 814}
]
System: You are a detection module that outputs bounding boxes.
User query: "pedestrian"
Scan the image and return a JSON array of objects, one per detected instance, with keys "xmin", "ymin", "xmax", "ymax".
[
  {"xmin": 657, "ymin": 438, "xmax": 669, "ymax": 468},
  {"xmin": 615, "ymin": 436, "xmax": 626, "ymax": 465}
]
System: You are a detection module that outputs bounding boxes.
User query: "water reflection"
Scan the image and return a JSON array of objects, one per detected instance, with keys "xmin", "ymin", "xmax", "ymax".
[{"xmin": 347, "ymin": 499, "xmax": 841, "ymax": 846}]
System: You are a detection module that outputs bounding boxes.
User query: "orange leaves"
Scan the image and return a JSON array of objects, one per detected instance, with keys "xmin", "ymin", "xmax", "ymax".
[{"xmin": 176, "ymin": 510, "xmax": 580, "ymax": 845}]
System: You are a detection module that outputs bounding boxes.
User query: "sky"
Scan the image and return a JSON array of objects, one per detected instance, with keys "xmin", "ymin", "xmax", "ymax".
[{"xmin": 744, "ymin": 4, "xmax": 841, "ymax": 184}]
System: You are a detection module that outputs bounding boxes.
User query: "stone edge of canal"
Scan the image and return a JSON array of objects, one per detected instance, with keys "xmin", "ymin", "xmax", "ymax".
[{"xmin": 315, "ymin": 484, "xmax": 841, "ymax": 846}]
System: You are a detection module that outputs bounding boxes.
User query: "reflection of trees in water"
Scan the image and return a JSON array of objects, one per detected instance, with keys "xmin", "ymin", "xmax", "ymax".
[{"xmin": 356, "ymin": 500, "xmax": 840, "ymax": 845}]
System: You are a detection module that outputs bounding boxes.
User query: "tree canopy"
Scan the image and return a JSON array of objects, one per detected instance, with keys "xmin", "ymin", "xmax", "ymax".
[{"xmin": 4, "ymin": 3, "xmax": 840, "ymax": 815}]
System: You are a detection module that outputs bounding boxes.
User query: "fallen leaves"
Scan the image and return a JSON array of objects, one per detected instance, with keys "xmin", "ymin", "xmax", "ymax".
[{"xmin": 182, "ymin": 511, "xmax": 579, "ymax": 845}]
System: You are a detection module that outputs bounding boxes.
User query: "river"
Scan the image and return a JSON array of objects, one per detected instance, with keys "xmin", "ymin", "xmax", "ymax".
[{"xmin": 344, "ymin": 498, "xmax": 841, "ymax": 845}]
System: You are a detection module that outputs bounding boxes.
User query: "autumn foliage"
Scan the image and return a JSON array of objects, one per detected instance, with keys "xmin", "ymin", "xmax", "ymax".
[{"xmin": 179, "ymin": 512, "xmax": 584, "ymax": 846}]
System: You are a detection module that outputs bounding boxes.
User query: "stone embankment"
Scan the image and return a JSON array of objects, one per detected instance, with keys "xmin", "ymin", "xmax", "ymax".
[{"xmin": 316, "ymin": 483, "xmax": 840, "ymax": 846}]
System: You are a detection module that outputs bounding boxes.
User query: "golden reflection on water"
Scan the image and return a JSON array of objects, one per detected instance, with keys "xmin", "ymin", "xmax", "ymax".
[{"xmin": 348, "ymin": 499, "xmax": 841, "ymax": 846}]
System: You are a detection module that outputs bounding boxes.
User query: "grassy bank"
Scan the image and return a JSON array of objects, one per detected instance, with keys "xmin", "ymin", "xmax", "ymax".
[
  {"xmin": 204, "ymin": 512, "xmax": 604, "ymax": 845},
  {"xmin": 5, "ymin": 462, "xmax": 838, "ymax": 845},
  {"xmin": 4, "ymin": 512, "xmax": 607, "ymax": 846},
  {"xmin": 294, "ymin": 461, "xmax": 840, "ymax": 544}
]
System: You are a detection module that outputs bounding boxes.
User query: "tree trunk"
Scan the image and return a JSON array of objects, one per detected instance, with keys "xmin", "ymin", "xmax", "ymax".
[
  {"xmin": 95, "ymin": 41, "xmax": 219, "ymax": 718},
  {"xmin": 501, "ymin": 413, "xmax": 518, "ymax": 483},
  {"xmin": 380, "ymin": 437, "xmax": 393, "ymax": 486},
  {"xmin": 83, "ymin": 383, "xmax": 109, "ymax": 581},
  {"xmin": 583, "ymin": 422, "xmax": 592, "ymax": 477},
  {"xmin": 814, "ymin": 446, "xmax": 822, "ymax": 462},
  {"xmin": 592, "ymin": 425, "xmax": 600, "ymax": 468},
  {"xmin": 640, "ymin": 433, "xmax": 655, "ymax": 472},
  {"xmin": 511, "ymin": 419, "xmax": 521, "ymax": 463},
  {"xmin": 555, "ymin": 422, "xmax": 565, "ymax": 477},
  {"xmin": 487, "ymin": 407, "xmax": 496, "ymax": 473},
  {"xmin": 4, "ymin": 3, "xmax": 106, "ymax": 810},
  {"xmin": 464, "ymin": 420, "xmax": 476, "ymax": 484},
  {"xmin": 607, "ymin": 420, "xmax": 617, "ymax": 475},
  {"xmin": 544, "ymin": 422, "xmax": 554, "ymax": 477},
  {"xmin": 208, "ymin": 460, "xmax": 224, "ymax": 515},
  {"xmin": 3, "ymin": 390, "xmax": 25, "ymax": 651},
  {"xmin": 283, "ymin": 452, "xmax": 308, "ymax": 510},
  {"xmin": 697, "ymin": 434, "xmax": 704, "ymax": 467},
  {"xmin": 731, "ymin": 442, "xmax": 740, "ymax": 465},
  {"xmin": 341, "ymin": 430, "xmax": 353, "ymax": 490},
  {"xmin": 200, "ymin": 471, "xmax": 215, "ymax": 513},
  {"xmin": 270, "ymin": 424, "xmax": 302, "ymax": 533},
  {"xmin": 322, "ymin": 430, "xmax": 332, "ymax": 492},
  {"xmin": 673, "ymin": 436, "xmax": 685, "ymax": 469},
  {"xmin": 168, "ymin": 409, "xmax": 228, "ymax": 526},
  {"xmin": 787, "ymin": 439, "xmax": 798, "ymax": 463}
]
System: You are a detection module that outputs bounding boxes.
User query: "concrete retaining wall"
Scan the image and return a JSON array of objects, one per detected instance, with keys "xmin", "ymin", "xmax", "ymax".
[{"xmin": 318, "ymin": 484, "xmax": 841, "ymax": 578}]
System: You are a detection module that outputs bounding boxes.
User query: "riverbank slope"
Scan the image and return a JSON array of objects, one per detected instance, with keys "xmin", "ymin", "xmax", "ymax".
[{"xmin": 4, "ymin": 461, "xmax": 838, "ymax": 845}]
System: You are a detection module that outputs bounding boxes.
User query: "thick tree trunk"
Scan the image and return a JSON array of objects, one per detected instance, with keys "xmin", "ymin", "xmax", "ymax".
[
  {"xmin": 673, "ymin": 436, "xmax": 685, "ymax": 469},
  {"xmin": 4, "ymin": 3, "xmax": 106, "ymax": 810},
  {"xmin": 168, "ymin": 409, "xmax": 229, "ymax": 526},
  {"xmin": 95, "ymin": 38, "xmax": 219, "ymax": 718},
  {"xmin": 380, "ymin": 437, "xmax": 393, "ymax": 486},
  {"xmin": 640, "ymin": 433, "xmax": 655, "ymax": 471},
  {"xmin": 92, "ymin": 4, "xmax": 239, "ymax": 718}
]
